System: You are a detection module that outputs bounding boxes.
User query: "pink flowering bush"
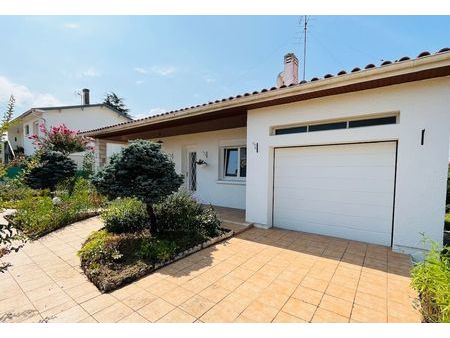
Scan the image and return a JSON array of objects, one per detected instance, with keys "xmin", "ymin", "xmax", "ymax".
[{"xmin": 30, "ymin": 123, "xmax": 94, "ymax": 155}]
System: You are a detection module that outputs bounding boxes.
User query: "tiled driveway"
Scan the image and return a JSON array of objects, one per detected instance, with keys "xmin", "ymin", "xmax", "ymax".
[{"xmin": 0, "ymin": 217, "xmax": 421, "ymax": 323}]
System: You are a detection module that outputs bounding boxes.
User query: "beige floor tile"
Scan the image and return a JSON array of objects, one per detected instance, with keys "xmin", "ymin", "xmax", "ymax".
[
  {"xmin": 292, "ymin": 285, "xmax": 323, "ymax": 306},
  {"xmin": 46, "ymin": 305, "xmax": 91, "ymax": 323},
  {"xmin": 282, "ymin": 298, "xmax": 317, "ymax": 322},
  {"xmin": 161, "ymin": 286, "xmax": 195, "ymax": 306},
  {"xmin": 118, "ymin": 312, "xmax": 149, "ymax": 323},
  {"xmin": 300, "ymin": 276, "xmax": 329, "ymax": 293},
  {"xmin": 351, "ymin": 304, "xmax": 387, "ymax": 323},
  {"xmin": 157, "ymin": 308, "xmax": 196, "ymax": 323},
  {"xmin": 325, "ymin": 283, "xmax": 356, "ymax": 302},
  {"xmin": 137, "ymin": 298, "xmax": 175, "ymax": 322},
  {"xmin": 93, "ymin": 302, "xmax": 134, "ymax": 323},
  {"xmin": 272, "ymin": 311, "xmax": 307, "ymax": 323},
  {"xmin": 214, "ymin": 274, "xmax": 244, "ymax": 291},
  {"xmin": 121, "ymin": 289, "xmax": 159, "ymax": 311},
  {"xmin": 311, "ymin": 308, "xmax": 349, "ymax": 323},
  {"xmin": 354, "ymin": 291, "xmax": 387, "ymax": 311},
  {"xmin": 200, "ymin": 303, "xmax": 240, "ymax": 323},
  {"xmin": 80, "ymin": 294, "xmax": 117, "ymax": 315},
  {"xmin": 180, "ymin": 294, "xmax": 215, "ymax": 318},
  {"xmin": 318, "ymin": 294, "xmax": 353, "ymax": 318},
  {"xmin": 240, "ymin": 300, "xmax": 279, "ymax": 323},
  {"xmin": 198, "ymin": 283, "xmax": 230, "ymax": 303}
]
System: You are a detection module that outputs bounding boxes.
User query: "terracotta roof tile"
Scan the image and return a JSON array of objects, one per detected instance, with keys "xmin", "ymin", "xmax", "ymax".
[{"xmin": 82, "ymin": 47, "xmax": 449, "ymax": 135}]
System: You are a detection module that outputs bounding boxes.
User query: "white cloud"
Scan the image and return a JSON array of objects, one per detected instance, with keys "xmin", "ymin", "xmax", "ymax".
[
  {"xmin": 78, "ymin": 67, "xmax": 100, "ymax": 78},
  {"xmin": 134, "ymin": 66, "xmax": 177, "ymax": 77},
  {"xmin": 203, "ymin": 75, "xmax": 216, "ymax": 83},
  {"xmin": 131, "ymin": 107, "xmax": 166, "ymax": 120},
  {"xmin": 151, "ymin": 66, "xmax": 176, "ymax": 77},
  {"xmin": 0, "ymin": 75, "xmax": 62, "ymax": 109},
  {"xmin": 134, "ymin": 67, "xmax": 148, "ymax": 75},
  {"xmin": 135, "ymin": 80, "xmax": 145, "ymax": 85},
  {"xmin": 64, "ymin": 23, "xmax": 79, "ymax": 29}
]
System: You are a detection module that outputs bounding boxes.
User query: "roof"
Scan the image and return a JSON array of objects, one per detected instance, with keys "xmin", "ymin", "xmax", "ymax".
[
  {"xmin": 81, "ymin": 47, "xmax": 450, "ymax": 137},
  {"xmin": 12, "ymin": 103, "xmax": 133, "ymax": 123}
]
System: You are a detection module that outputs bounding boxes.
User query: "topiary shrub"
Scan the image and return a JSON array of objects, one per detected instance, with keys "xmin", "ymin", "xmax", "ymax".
[
  {"xmin": 101, "ymin": 198, "xmax": 148, "ymax": 234},
  {"xmin": 92, "ymin": 140, "xmax": 184, "ymax": 233},
  {"xmin": 24, "ymin": 150, "xmax": 76, "ymax": 191},
  {"xmin": 154, "ymin": 190, "xmax": 221, "ymax": 238}
]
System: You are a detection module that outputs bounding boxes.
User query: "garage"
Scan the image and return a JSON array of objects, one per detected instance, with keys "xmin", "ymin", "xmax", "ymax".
[{"xmin": 273, "ymin": 141, "xmax": 397, "ymax": 246}]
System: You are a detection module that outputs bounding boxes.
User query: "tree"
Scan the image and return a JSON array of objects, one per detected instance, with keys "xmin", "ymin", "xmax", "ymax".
[
  {"xmin": 24, "ymin": 150, "xmax": 76, "ymax": 191},
  {"xmin": 1, "ymin": 95, "xmax": 14, "ymax": 134},
  {"xmin": 30, "ymin": 123, "xmax": 94, "ymax": 155},
  {"xmin": 1, "ymin": 95, "xmax": 25, "ymax": 273},
  {"xmin": 103, "ymin": 92, "xmax": 131, "ymax": 118},
  {"xmin": 92, "ymin": 140, "xmax": 184, "ymax": 233}
]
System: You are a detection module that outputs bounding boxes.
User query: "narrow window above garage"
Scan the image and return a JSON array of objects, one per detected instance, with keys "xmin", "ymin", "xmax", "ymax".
[{"xmin": 273, "ymin": 114, "xmax": 397, "ymax": 135}]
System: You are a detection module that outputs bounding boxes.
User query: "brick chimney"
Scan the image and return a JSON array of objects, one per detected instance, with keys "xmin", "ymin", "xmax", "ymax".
[
  {"xmin": 276, "ymin": 53, "xmax": 299, "ymax": 87},
  {"xmin": 82, "ymin": 88, "xmax": 90, "ymax": 105}
]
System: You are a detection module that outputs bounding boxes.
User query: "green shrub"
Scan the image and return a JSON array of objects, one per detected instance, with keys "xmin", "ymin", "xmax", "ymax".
[
  {"xmin": 138, "ymin": 239, "xmax": 177, "ymax": 262},
  {"xmin": 154, "ymin": 190, "xmax": 221, "ymax": 238},
  {"xmin": 24, "ymin": 150, "xmax": 76, "ymax": 191},
  {"xmin": 92, "ymin": 140, "xmax": 184, "ymax": 233},
  {"xmin": 411, "ymin": 240, "xmax": 450, "ymax": 323},
  {"xmin": 0, "ymin": 179, "xmax": 49, "ymax": 209},
  {"xmin": 78, "ymin": 230, "xmax": 122, "ymax": 266},
  {"xmin": 12, "ymin": 177, "xmax": 103, "ymax": 238},
  {"xmin": 102, "ymin": 198, "xmax": 148, "ymax": 234}
]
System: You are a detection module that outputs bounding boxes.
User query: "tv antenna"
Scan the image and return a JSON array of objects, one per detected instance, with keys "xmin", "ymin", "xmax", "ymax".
[
  {"xmin": 74, "ymin": 90, "xmax": 82, "ymax": 104},
  {"xmin": 299, "ymin": 15, "xmax": 310, "ymax": 81}
]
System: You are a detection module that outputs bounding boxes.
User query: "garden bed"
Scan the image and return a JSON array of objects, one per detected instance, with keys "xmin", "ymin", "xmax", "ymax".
[{"xmin": 79, "ymin": 227, "xmax": 233, "ymax": 292}]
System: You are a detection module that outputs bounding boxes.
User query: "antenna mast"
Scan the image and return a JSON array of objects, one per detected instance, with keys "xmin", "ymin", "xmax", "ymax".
[{"xmin": 302, "ymin": 15, "xmax": 309, "ymax": 81}]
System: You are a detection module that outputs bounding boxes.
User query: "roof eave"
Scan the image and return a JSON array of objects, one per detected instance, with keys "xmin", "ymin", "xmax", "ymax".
[{"xmin": 81, "ymin": 51, "xmax": 450, "ymax": 138}]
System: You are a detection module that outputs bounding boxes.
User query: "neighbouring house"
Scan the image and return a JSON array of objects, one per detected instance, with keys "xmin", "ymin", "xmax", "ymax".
[
  {"xmin": 5, "ymin": 89, "xmax": 132, "ymax": 165},
  {"xmin": 82, "ymin": 48, "xmax": 450, "ymax": 256}
]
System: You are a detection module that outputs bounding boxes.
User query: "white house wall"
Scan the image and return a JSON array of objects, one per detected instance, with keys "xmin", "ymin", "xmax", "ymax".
[
  {"xmin": 246, "ymin": 77, "xmax": 450, "ymax": 255},
  {"xmin": 12, "ymin": 106, "xmax": 129, "ymax": 156},
  {"xmin": 44, "ymin": 106, "xmax": 129, "ymax": 134},
  {"xmin": 157, "ymin": 127, "xmax": 247, "ymax": 210}
]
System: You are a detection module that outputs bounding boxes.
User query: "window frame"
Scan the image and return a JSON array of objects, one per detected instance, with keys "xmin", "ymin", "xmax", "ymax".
[
  {"xmin": 220, "ymin": 145, "xmax": 247, "ymax": 181},
  {"xmin": 25, "ymin": 124, "xmax": 30, "ymax": 135}
]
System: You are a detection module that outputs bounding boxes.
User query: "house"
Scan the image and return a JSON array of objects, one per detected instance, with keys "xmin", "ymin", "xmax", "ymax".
[
  {"xmin": 82, "ymin": 48, "xmax": 450, "ymax": 256},
  {"xmin": 6, "ymin": 89, "xmax": 132, "ymax": 163}
]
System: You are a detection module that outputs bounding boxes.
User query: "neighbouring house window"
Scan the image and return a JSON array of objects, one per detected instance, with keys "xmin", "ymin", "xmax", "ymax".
[
  {"xmin": 25, "ymin": 125, "xmax": 30, "ymax": 135},
  {"xmin": 33, "ymin": 121, "xmax": 39, "ymax": 135},
  {"xmin": 222, "ymin": 146, "xmax": 246, "ymax": 180}
]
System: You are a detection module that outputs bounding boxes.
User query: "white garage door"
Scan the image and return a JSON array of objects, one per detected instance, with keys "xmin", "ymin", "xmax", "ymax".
[{"xmin": 273, "ymin": 142, "xmax": 397, "ymax": 246}]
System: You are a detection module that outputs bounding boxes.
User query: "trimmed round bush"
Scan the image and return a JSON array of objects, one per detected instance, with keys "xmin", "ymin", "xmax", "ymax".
[
  {"xmin": 154, "ymin": 190, "xmax": 221, "ymax": 237},
  {"xmin": 102, "ymin": 197, "xmax": 148, "ymax": 233},
  {"xmin": 24, "ymin": 150, "xmax": 76, "ymax": 191}
]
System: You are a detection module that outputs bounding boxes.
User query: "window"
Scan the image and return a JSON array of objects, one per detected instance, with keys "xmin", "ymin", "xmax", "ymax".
[
  {"xmin": 222, "ymin": 146, "xmax": 246, "ymax": 180},
  {"xmin": 33, "ymin": 121, "xmax": 39, "ymax": 135},
  {"xmin": 348, "ymin": 116, "xmax": 397, "ymax": 128},
  {"xmin": 273, "ymin": 114, "xmax": 398, "ymax": 136},
  {"xmin": 25, "ymin": 125, "xmax": 30, "ymax": 135},
  {"xmin": 275, "ymin": 126, "xmax": 307, "ymax": 135},
  {"xmin": 308, "ymin": 121, "xmax": 347, "ymax": 132}
]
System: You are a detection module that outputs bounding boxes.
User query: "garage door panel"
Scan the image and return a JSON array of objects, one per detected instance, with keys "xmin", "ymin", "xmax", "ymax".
[
  {"xmin": 274, "ymin": 165, "xmax": 395, "ymax": 181},
  {"xmin": 274, "ymin": 186, "xmax": 394, "ymax": 205},
  {"xmin": 274, "ymin": 177, "xmax": 394, "ymax": 193},
  {"xmin": 274, "ymin": 195, "xmax": 394, "ymax": 219},
  {"xmin": 273, "ymin": 142, "xmax": 396, "ymax": 246}
]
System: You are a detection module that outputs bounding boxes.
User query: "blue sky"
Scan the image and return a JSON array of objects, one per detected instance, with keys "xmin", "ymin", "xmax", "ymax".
[{"xmin": 0, "ymin": 16, "xmax": 449, "ymax": 119}]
